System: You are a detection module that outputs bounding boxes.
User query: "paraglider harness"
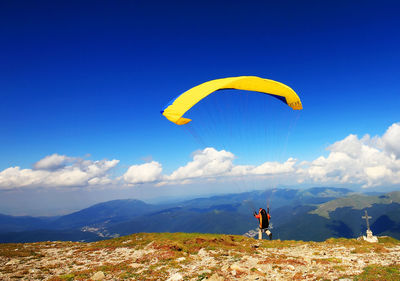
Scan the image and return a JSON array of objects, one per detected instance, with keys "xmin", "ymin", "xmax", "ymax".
[
  {"xmin": 254, "ymin": 208, "xmax": 270, "ymax": 229},
  {"xmin": 254, "ymin": 207, "xmax": 272, "ymax": 239}
]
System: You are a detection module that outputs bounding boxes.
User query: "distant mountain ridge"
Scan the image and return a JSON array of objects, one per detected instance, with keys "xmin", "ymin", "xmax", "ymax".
[
  {"xmin": 0, "ymin": 199, "xmax": 158, "ymax": 233},
  {"xmin": 1, "ymin": 187, "xmax": 400, "ymax": 243},
  {"xmin": 275, "ymin": 191, "xmax": 400, "ymax": 241},
  {"xmin": 51, "ymin": 199, "xmax": 158, "ymax": 229},
  {"xmin": 310, "ymin": 191, "xmax": 400, "ymax": 218}
]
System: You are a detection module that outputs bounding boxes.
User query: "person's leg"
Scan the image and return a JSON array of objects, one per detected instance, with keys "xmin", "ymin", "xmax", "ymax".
[
  {"xmin": 265, "ymin": 229, "xmax": 272, "ymax": 240},
  {"xmin": 258, "ymin": 228, "xmax": 262, "ymax": 240}
]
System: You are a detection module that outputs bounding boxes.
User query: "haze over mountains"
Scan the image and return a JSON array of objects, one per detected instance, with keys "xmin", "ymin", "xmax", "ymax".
[{"xmin": 1, "ymin": 187, "xmax": 400, "ymax": 243}]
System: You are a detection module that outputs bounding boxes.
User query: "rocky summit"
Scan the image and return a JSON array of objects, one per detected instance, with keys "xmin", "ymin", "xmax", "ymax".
[{"xmin": 1, "ymin": 233, "xmax": 400, "ymax": 280}]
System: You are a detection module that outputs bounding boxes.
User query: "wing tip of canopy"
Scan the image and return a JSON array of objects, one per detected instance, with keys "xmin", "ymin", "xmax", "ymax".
[
  {"xmin": 161, "ymin": 111, "xmax": 192, "ymax": 125},
  {"xmin": 288, "ymin": 101, "xmax": 303, "ymax": 110},
  {"xmin": 176, "ymin": 117, "xmax": 192, "ymax": 125}
]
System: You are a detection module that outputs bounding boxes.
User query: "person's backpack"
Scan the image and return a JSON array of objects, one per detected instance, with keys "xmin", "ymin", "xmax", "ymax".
[{"xmin": 260, "ymin": 208, "xmax": 269, "ymax": 229}]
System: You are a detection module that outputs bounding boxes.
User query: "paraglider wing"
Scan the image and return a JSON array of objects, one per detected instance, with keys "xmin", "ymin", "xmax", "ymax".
[{"xmin": 161, "ymin": 76, "xmax": 302, "ymax": 125}]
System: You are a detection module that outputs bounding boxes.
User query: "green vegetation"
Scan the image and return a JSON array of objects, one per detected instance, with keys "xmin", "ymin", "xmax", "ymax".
[
  {"xmin": 196, "ymin": 272, "xmax": 209, "ymax": 280},
  {"xmin": 324, "ymin": 237, "xmax": 399, "ymax": 254},
  {"xmin": 354, "ymin": 264, "xmax": 400, "ymax": 280},
  {"xmin": 310, "ymin": 191, "xmax": 400, "ymax": 218},
  {"xmin": 378, "ymin": 236, "xmax": 400, "ymax": 245},
  {"xmin": 79, "ymin": 232, "xmax": 307, "ymax": 256},
  {"xmin": 59, "ymin": 274, "xmax": 74, "ymax": 281},
  {"xmin": 1, "ymin": 232, "xmax": 400, "ymax": 280},
  {"xmin": 0, "ymin": 242, "xmax": 48, "ymax": 258}
]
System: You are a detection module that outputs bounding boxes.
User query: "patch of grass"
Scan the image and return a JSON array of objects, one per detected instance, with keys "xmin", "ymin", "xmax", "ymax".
[
  {"xmin": 351, "ymin": 246, "xmax": 371, "ymax": 254},
  {"xmin": 81, "ymin": 232, "xmax": 259, "ymax": 255},
  {"xmin": 259, "ymin": 253, "xmax": 306, "ymax": 266},
  {"xmin": 324, "ymin": 237, "xmax": 391, "ymax": 254},
  {"xmin": 0, "ymin": 243, "xmax": 43, "ymax": 258},
  {"xmin": 197, "ymin": 272, "xmax": 209, "ymax": 280},
  {"xmin": 328, "ymin": 257, "xmax": 342, "ymax": 263},
  {"xmin": 326, "ymin": 236, "xmax": 398, "ymax": 247},
  {"xmin": 313, "ymin": 257, "xmax": 341, "ymax": 265},
  {"xmin": 119, "ymin": 272, "xmax": 141, "ymax": 279},
  {"xmin": 354, "ymin": 264, "xmax": 400, "ymax": 280},
  {"xmin": 272, "ymin": 265, "xmax": 282, "ymax": 271},
  {"xmin": 333, "ymin": 265, "xmax": 347, "ymax": 271},
  {"xmin": 325, "ymin": 237, "xmax": 360, "ymax": 245},
  {"xmin": 59, "ymin": 274, "xmax": 75, "ymax": 281},
  {"xmin": 259, "ymin": 239, "xmax": 306, "ymax": 249},
  {"xmin": 68, "ymin": 271, "xmax": 91, "ymax": 281},
  {"xmin": 378, "ymin": 236, "xmax": 400, "ymax": 245},
  {"xmin": 351, "ymin": 243, "xmax": 389, "ymax": 254}
]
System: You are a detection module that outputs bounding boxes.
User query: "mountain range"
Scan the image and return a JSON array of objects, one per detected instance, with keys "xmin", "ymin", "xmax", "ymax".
[{"xmin": 1, "ymin": 187, "xmax": 399, "ymax": 243}]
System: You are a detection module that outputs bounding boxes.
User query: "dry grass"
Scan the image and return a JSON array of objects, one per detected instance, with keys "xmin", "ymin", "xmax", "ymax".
[{"xmin": 1, "ymin": 233, "xmax": 400, "ymax": 280}]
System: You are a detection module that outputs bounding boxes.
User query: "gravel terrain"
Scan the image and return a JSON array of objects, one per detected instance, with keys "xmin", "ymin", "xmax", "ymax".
[{"xmin": 1, "ymin": 234, "xmax": 399, "ymax": 280}]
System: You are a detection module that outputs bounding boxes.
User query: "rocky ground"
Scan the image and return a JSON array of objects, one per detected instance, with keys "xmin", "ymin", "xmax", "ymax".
[{"xmin": 1, "ymin": 233, "xmax": 400, "ymax": 280}]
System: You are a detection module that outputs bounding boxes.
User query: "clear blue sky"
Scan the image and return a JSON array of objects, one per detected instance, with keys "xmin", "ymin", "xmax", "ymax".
[{"xmin": 1, "ymin": 1, "xmax": 399, "ymax": 215}]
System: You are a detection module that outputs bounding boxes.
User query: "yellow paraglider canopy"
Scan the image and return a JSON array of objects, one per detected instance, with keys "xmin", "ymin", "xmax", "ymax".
[{"xmin": 161, "ymin": 76, "xmax": 302, "ymax": 125}]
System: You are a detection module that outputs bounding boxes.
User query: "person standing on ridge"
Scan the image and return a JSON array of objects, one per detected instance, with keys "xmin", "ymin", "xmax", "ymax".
[{"xmin": 254, "ymin": 207, "xmax": 272, "ymax": 240}]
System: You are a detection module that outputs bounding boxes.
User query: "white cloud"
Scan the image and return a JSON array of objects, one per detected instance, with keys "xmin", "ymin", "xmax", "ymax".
[
  {"xmin": 156, "ymin": 122, "xmax": 400, "ymax": 188},
  {"xmin": 248, "ymin": 158, "xmax": 297, "ymax": 175},
  {"xmin": 382, "ymin": 123, "xmax": 400, "ymax": 159},
  {"xmin": 0, "ymin": 155, "xmax": 119, "ymax": 189},
  {"xmin": 2, "ymin": 122, "xmax": 400, "ymax": 190},
  {"xmin": 123, "ymin": 161, "xmax": 162, "ymax": 185},
  {"xmin": 153, "ymin": 148, "xmax": 298, "ymax": 186},
  {"xmin": 166, "ymin": 148, "xmax": 234, "ymax": 181},
  {"xmin": 299, "ymin": 123, "xmax": 400, "ymax": 187},
  {"xmin": 33, "ymin": 154, "xmax": 72, "ymax": 170}
]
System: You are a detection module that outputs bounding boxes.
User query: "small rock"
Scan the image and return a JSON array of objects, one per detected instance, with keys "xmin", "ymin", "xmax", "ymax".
[
  {"xmin": 258, "ymin": 264, "xmax": 272, "ymax": 272},
  {"xmin": 198, "ymin": 248, "xmax": 208, "ymax": 257},
  {"xmin": 129, "ymin": 263, "xmax": 142, "ymax": 268},
  {"xmin": 6, "ymin": 259, "xmax": 19, "ymax": 265},
  {"xmin": 167, "ymin": 273, "xmax": 183, "ymax": 281},
  {"xmin": 230, "ymin": 263, "xmax": 244, "ymax": 271},
  {"xmin": 91, "ymin": 271, "xmax": 105, "ymax": 281},
  {"xmin": 287, "ymin": 265, "xmax": 295, "ymax": 271},
  {"xmin": 176, "ymin": 257, "xmax": 186, "ymax": 262},
  {"xmin": 206, "ymin": 273, "xmax": 224, "ymax": 281}
]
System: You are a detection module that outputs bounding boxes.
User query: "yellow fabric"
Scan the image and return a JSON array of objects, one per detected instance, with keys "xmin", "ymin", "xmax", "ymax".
[{"xmin": 162, "ymin": 76, "xmax": 302, "ymax": 125}]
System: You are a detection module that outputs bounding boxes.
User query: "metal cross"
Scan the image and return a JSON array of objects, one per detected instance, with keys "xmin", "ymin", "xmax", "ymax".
[{"xmin": 362, "ymin": 210, "xmax": 372, "ymax": 231}]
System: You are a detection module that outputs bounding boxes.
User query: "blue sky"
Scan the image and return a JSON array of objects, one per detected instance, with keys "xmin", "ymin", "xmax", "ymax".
[{"xmin": 1, "ymin": 1, "xmax": 400, "ymax": 215}]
